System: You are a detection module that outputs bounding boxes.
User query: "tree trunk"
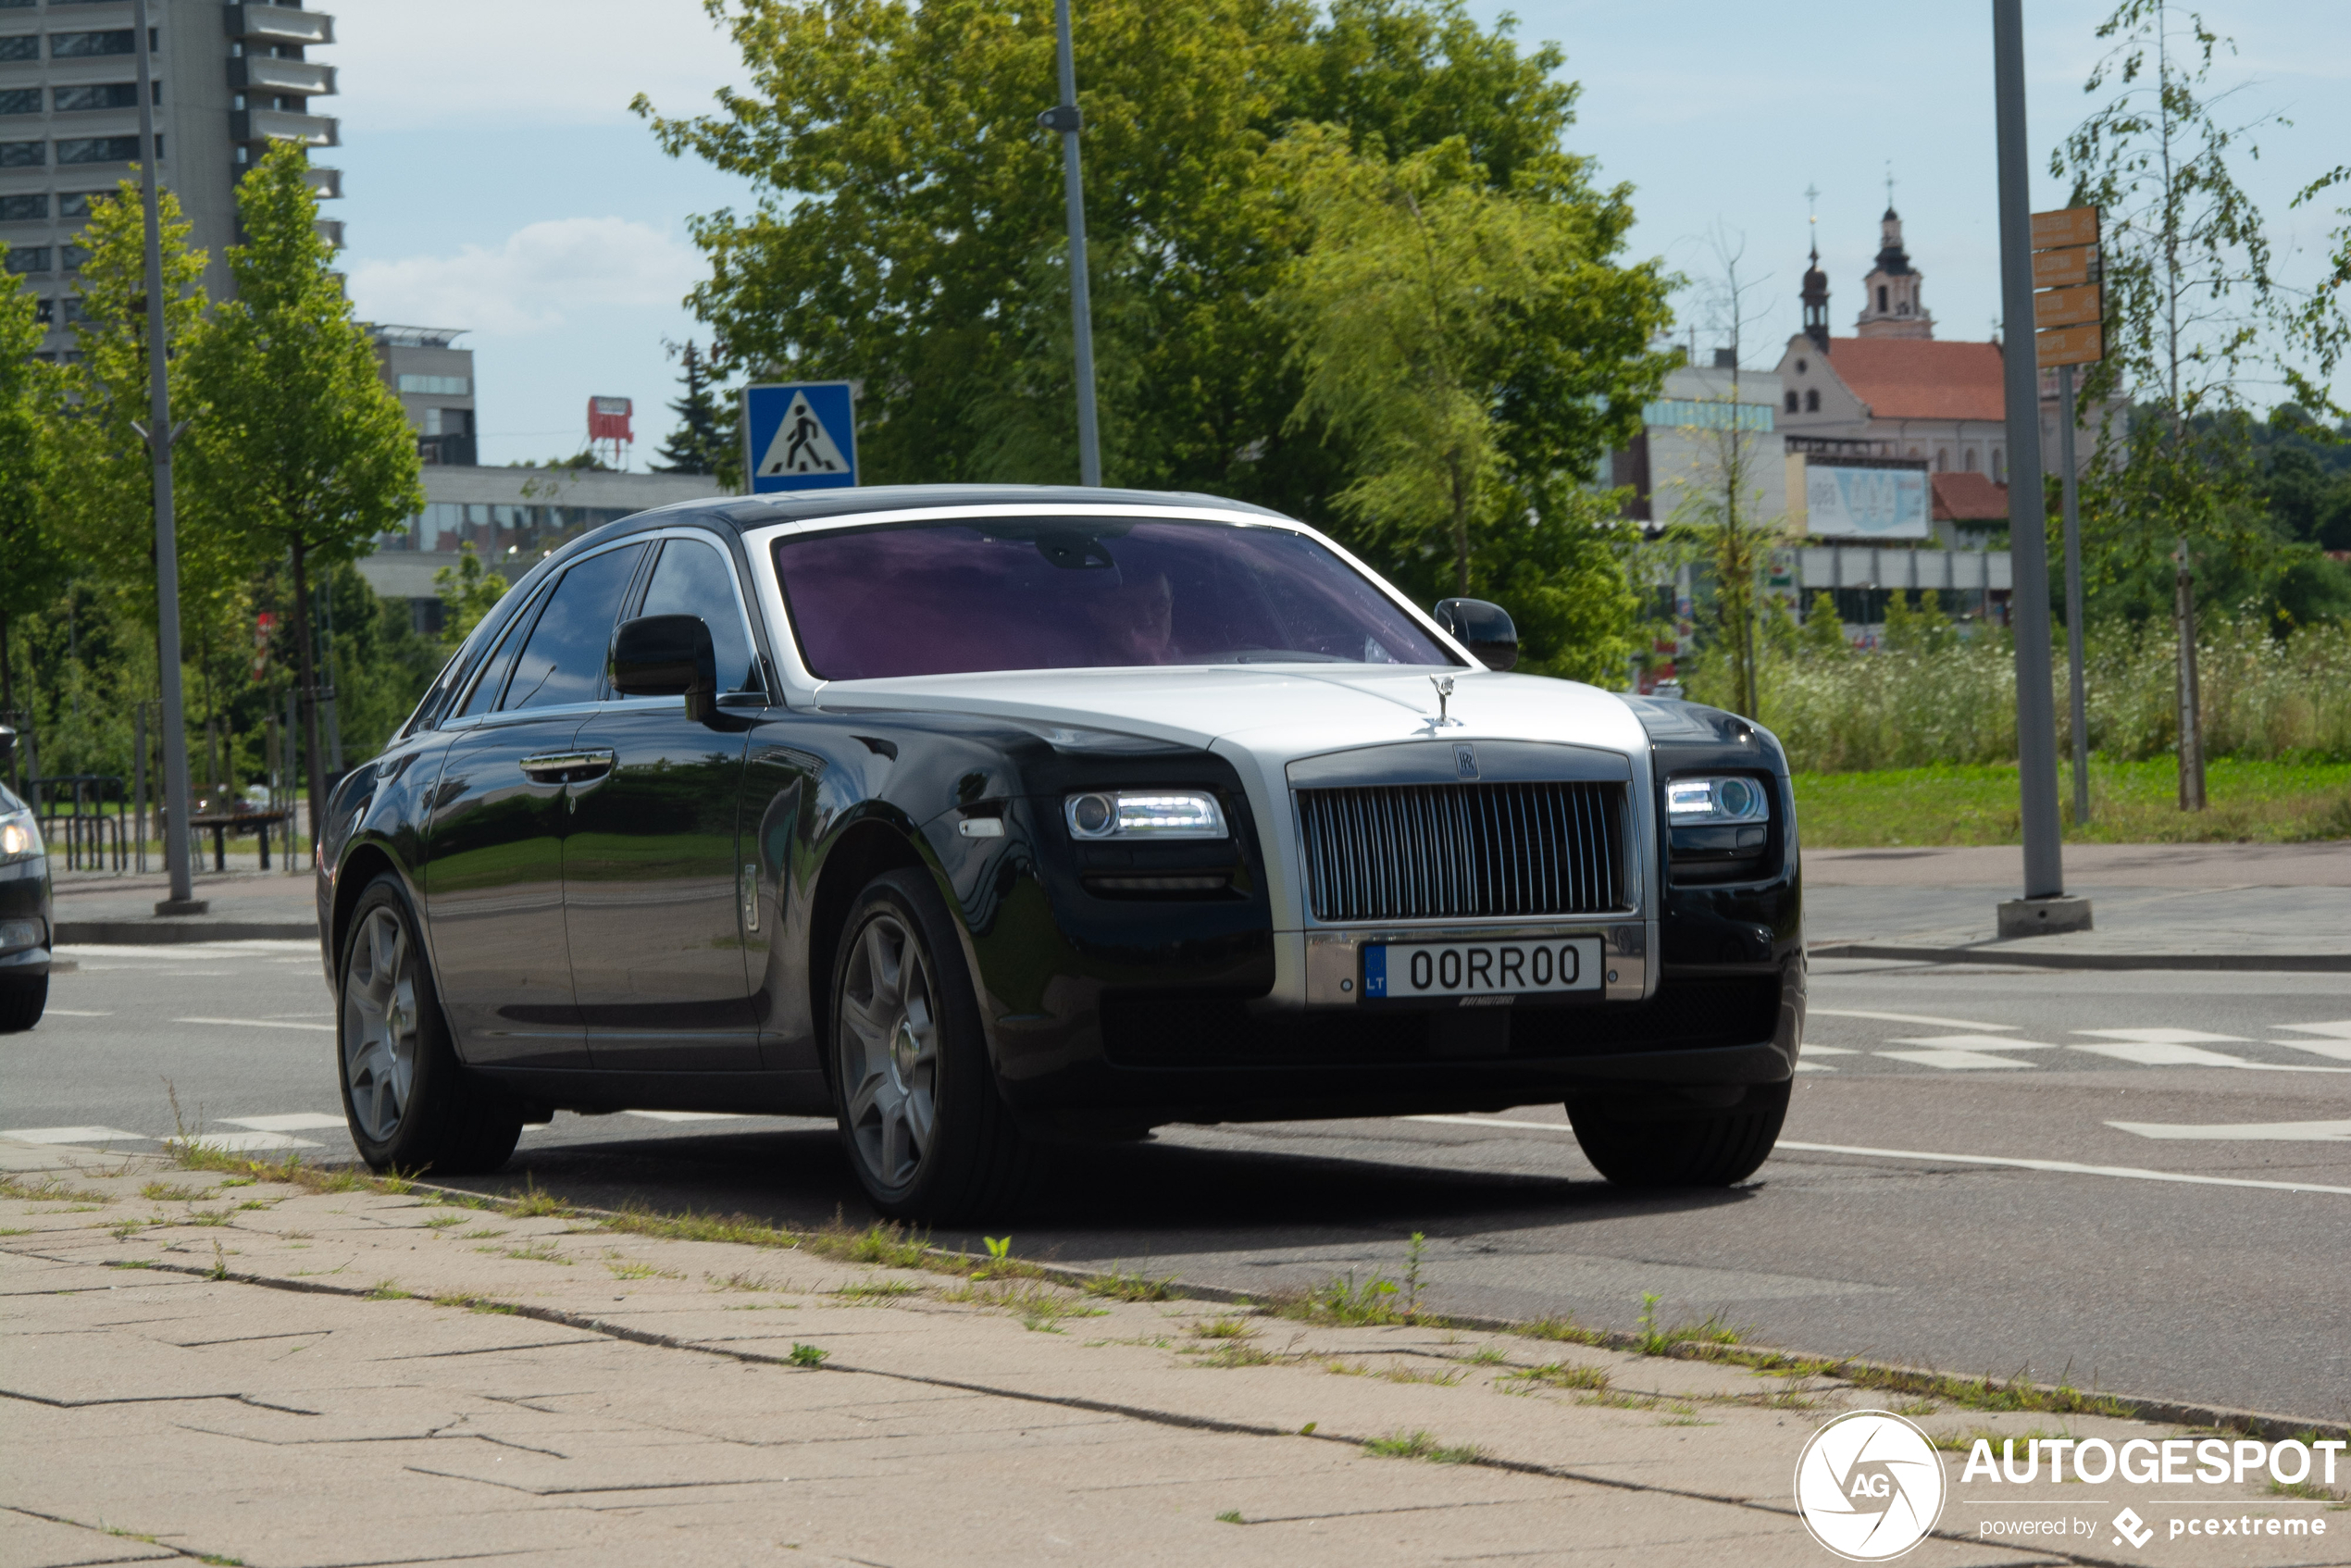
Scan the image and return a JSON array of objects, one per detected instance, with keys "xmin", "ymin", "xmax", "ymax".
[
  {"xmin": 291, "ymin": 541, "xmax": 327, "ymax": 857},
  {"xmin": 2173, "ymin": 535, "xmax": 2206, "ymax": 812}
]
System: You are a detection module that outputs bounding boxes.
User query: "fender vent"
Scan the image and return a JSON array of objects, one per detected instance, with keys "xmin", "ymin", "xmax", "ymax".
[{"xmin": 1296, "ymin": 780, "xmax": 1627, "ymax": 923}]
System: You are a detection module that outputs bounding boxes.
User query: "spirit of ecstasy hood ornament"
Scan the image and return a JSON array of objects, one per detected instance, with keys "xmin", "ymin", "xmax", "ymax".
[{"xmin": 1428, "ymin": 675, "xmax": 1458, "ymax": 727}]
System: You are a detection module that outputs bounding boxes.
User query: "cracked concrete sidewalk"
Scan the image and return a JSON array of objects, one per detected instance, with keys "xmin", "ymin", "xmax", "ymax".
[{"xmin": 1, "ymin": 1136, "xmax": 2340, "ymax": 1568}]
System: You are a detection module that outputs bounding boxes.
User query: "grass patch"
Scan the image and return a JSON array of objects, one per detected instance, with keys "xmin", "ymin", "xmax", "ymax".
[
  {"xmin": 493, "ymin": 1240, "xmax": 571, "ymax": 1265},
  {"xmin": 1190, "ymin": 1316, "xmax": 1257, "ymax": 1340},
  {"xmin": 504, "ymin": 1177, "xmax": 571, "ymax": 1218},
  {"xmin": 804, "ymin": 1215, "xmax": 935, "ymax": 1271},
  {"xmin": 787, "ymin": 1342, "xmax": 828, "ymax": 1368},
  {"xmin": 1081, "ymin": 1267, "xmax": 1177, "ymax": 1302},
  {"xmin": 1363, "ymin": 1429, "xmax": 1484, "ymax": 1465},
  {"xmin": 430, "ymin": 1292, "xmax": 518, "ymax": 1314},
  {"xmin": 833, "ymin": 1279, "xmax": 921, "ymax": 1300},
  {"xmin": 1503, "ymin": 1361, "xmax": 1611, "ymax": 1392},
  {"xmin": 1634, "ymin": 1293, "xmax": 1739, "ymax": 1355},
  {"xmin": 1795, "ymin": 756, "xmax": 2351, "ymax": 847},
  {"xmin": 366, "ymin": 1279, "xmax": 410, "ymax": 1300},
  {"xmin": 140, "ymin": 1181, "xmax": 206, "ymax": 1202},
  {"xmin": 1519, "ymin": 1317, "xmax": 1609, "ymax": 1347},
  {"xmin": 1846, "ymin": 1366, "xmax": 2128, "ymax": 1419},
  {"xmin": 708, "ymin": 1270, "xmax": 789, "ymax": 1292},
  {"xmin": 420, "ymin": 1214, "xmax": 466, "ymax": 1230},
  {"xmin": 106, "ymin": 1259, "xmax": 154, "ymax": 1270},
  {"xmin": 601, "ymin": 1201, "xmax": 800, "ymax": 1251},
  {"xmin": 2270, "ymin": 1478, "xmax": 2350, "ymax": 1505},
  {"xmin": 1215, "ymin": 1509, "xmax": 1244, "ymax": 1524},
  {"xmin": 1188, "ymin": 1340, "xmax": 1283, "ymax": 1368},
  {"xmin": 458, "ymin": 1226, "xmax": 507, "ymax": 1240},
  {"xmin": 1, "ymin": 1174, "xmax": 117, "ymax": 1205},
  {"xmin": 937, "ymin": 1277, "xmax": 1107, "ymax": 1333},
  {"xmin": 1325, "ymin": 1360, "xmax": 1464, "ymax": 1387},
  {"xmin": 605, "ymin": 1257, "xmax": 685, "ymax": 1282}
]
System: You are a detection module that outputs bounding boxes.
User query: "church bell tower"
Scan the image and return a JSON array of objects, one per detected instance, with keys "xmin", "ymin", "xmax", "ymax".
[{"xmin": 1856, "ymin": 205, "xmax": 1934, "ymax": 340}]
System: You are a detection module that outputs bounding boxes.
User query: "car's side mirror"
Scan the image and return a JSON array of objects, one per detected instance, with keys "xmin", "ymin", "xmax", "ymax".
[
  {"xmin": 1434, "ymin": 598, "xmax": 1519, "ymax": 672},
  {"xmin": 611, "ymin": 615, "xmax": 718, "ymax": 722}
]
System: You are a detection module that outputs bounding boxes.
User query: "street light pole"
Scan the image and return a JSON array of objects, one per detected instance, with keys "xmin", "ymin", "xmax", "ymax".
[
  {"xmin": 131, "ymin": 0, "xmax": 202, "ymax": 915},
  {"xmin": 1041, "ymin": 0, "xmax": 1102, "ymax": 487},
  {"xmin": 1991, "ymin": 0, "xmax": 2080, "ymax": 935}
]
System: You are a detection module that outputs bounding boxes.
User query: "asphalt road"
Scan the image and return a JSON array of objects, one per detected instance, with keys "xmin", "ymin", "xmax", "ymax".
[{"xmin": 7, "ymin": 940, "xmax": 2346, "ymax": 1424}]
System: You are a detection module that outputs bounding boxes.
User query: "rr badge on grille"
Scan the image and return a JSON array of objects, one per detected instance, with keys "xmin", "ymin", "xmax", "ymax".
[{"xmin": 1453, "ymin": 743, "xmax": 1479, "ymax": 778}]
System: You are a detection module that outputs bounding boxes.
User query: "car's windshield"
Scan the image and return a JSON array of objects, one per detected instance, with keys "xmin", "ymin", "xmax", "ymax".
[{"xmin": 773, "ymin": 516, "xmax": 1456, "ymax": 679}]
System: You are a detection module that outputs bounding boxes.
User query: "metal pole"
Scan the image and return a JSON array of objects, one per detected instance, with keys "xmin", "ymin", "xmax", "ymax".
[
  {"xmin": 2059, "ymin": 363, "xmax": 2090, "ymax": 824},
  {"xmin": 132, "ymin": 0, "xmax": 203, "ymax": 916},
  {"xmin": 1991, "ymin": 0, "xmax": 2066, "ymax": 902},
  {"xmin": 1048, "ymin": 0, "xmax": 1102, "ymax": 487},
  {"xmin": 131, "ymin": 701, "xmax": 147, "ymax": 875}
]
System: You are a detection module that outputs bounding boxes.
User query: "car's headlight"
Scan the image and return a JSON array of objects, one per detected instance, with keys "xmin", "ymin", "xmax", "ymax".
[
  {"xmin": 0, "ymin": 917, "xmax": 44, "ymax": 954},
  {"xmin": 1665, "ymin": 777, "xmax": 1771, "ymax": 824},
  {"xmin": 1064, "ymin": 790, "xmax": 1228, "ymax": 840},
  {"xmin": 0, "ymin": 813, "xmax": 40, "ymax": 863}
]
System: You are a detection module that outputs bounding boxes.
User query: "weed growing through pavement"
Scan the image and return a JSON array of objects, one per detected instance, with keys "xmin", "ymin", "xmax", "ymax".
[
  {"xmin": 504, "ymin": 1176, "xmax": 570, "ymax": 1218},
  {"xmin": 605, "ymin": 1256, "xmax": 685, "ymax": 1282},
  {"xmin": 140, "ymin": 1181, "xmax": 204, "ymax": 1202},
  {"xmin": 1363, "ymin": 1430, "xmax": 1484, "ymax": 1464},
  {"xmin": 496, "ymin": 1240, "xmax": 571, "ymax": 1265},
  {"xmin": 1635, "ymin": 1292, "xmax": 1738, "ymax": 1355},
  {"xmin": 1502, "ymin": 1362, "xmax": 1611, "ymax": 1393},
  {"xmin": 707, "ymin": 1271, "xmax": 790, "ymax": 1292},
  {"xmin": 1215, "ymin": 1511, "xmax": 1244, "ymax": 1524},
  {"xmin": 788, "ymin": 1342, "xmax": 828, "ymax": 1368},
  {"xmin": 601, "ymin": 1201, "xmax": 799, "ymax": 1250},
  {"xmin": 2270, "ymin": 1477, "xmax": 2351, "ymax": 1506},
  {"xmin": 106, "ymin": 1259, "xmax": 154, "ymax": 1270},
  {"xmin": 1324, "ymin": 1360, "xmax": 1464, "ymax": 1388},
  {"xmin": 1, "ymin": 1174, "xmax": 116, "ymax": 1205},
  {"xmin": 1191, "ymin": 1316, "xmax": 1257, "ymax": 1340},
  {"xmin": 834, "ymin": 1280, "xmax": 920, "ymax": 1300},
  {"xmin": 939, "ymin": 1277, "xmax": 1107, "ymax": 1333},
  {"xmin": 459, "ymin": 1227, "xmax": 507, "ymax": 1240},
  {"xmin": 1082, "ymin": 1268, "xmax": 1177, "ymax": 1302},
  {"xmin": 366, "ymin": 1279, "xmax": 409, "ymax": 1300},
  {"xmin": 420, "ymin": 1215, "xmax": 466, "ymax": 1230},
  {"xmin": 1465, "ymin": 1347, "xmax": 1510, "ymax": 1366}
]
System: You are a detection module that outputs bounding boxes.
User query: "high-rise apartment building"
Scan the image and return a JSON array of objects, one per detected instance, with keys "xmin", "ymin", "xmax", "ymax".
[{"xmin": 0, "ymin": 0, "xmax": 342, "ymax": 358}]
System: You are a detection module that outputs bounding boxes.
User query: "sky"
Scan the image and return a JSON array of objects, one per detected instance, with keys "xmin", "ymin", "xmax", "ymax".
[{"xmin": 330, "ymin": 1, "xmax": 2351, "ymax": 471}]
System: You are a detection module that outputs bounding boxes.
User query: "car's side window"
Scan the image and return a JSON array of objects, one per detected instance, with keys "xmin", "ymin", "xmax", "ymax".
[
  {"xmin": 502, "ymin": 543, "xmax": 647, "ymax": 713},
  {"xmin": 453, "ymin": 591, "xmax": 540, "ymax": 719},
  {"xmin": 638, "ymin": 537, "xmax": 758, "ymax": 693}
]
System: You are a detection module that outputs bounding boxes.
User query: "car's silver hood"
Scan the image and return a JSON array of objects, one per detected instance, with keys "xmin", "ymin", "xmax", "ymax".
[{"xmin": 814, "ymin": 663, "xmax": 1650, "ymax": 758}]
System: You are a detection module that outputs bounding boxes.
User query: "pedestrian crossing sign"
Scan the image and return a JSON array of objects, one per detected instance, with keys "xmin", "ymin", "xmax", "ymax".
[{"xmin": 742, "ymin": 380, "xmax": 858, "ymax": 492}]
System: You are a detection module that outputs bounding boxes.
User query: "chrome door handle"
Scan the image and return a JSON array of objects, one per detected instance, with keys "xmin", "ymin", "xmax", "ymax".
[{"xmin": 518, "ymin": 749, "xmax": 616, "ymax": 784}]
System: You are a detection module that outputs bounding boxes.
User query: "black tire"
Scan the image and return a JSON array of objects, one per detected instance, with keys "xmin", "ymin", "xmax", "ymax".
[
  {"xmin": 337, "ymin": 874, "xmax": 521, "ymax": 1176},
  {"xmin": 0, "ymin": 973, "xmax": 45, "ymax": 1033},
  {"xmin": 829, "ymin": 867, "xmax": 1037, "ymax": 1224},
  {"xmin": 1565, "ymin": 1081, "xmax": 1790, "ymax": 1188}
]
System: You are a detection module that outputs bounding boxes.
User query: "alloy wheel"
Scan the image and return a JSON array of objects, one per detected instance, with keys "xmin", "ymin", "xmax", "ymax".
[
  {"xmin": 343, "ymin": 906, "xmax": 421, "ymax": 1144},
  {"xmin": 838, "ymin": 912, "xmax": 940, "ymax": 1190}
]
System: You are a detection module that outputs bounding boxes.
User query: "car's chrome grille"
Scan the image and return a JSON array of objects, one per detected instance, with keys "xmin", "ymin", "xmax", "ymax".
[{"xmin": 1296, "ymin": 780, "xmax": 1627, "ymax": 923}]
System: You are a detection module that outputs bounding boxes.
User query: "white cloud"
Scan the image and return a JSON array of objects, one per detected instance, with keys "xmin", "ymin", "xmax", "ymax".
[
  {"xmin": 332, "ymin": 0, "xmax": 749, "ymax": 132},
  {"xmin": 345, "ymin": 218, "xmax": 703, "ymax": 336}
]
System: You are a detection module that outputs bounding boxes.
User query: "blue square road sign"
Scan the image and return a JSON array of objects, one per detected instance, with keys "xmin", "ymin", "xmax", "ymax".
[{"xmin": 742, "ymin": 381, "xmax": 858, "ymax": 492}]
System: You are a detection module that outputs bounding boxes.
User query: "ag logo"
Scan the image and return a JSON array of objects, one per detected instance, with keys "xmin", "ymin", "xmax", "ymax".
[{"xmin": 1794, "ymin": 1410, "xmax": 1947, "ymax": 1561}]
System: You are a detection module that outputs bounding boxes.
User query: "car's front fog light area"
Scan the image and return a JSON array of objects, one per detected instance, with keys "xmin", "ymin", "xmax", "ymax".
[
  {"xmin": 0, "ymin": 814, "xmax": 40, "ymax": 863},
  {"xmin": 1665, "ymin": 776, "xmax": 1770, "ymax": 824},
  {"xmin": 1064, "ymin": 790, "xmax": 1228, "ymax": 840},
  {"xmin": 0, "ymin": 917, "xmax": 44, "ymax": 954}
]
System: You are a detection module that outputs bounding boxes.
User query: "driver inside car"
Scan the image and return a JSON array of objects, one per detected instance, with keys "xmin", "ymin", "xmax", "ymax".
[{"xmin": 1086, "ymin": 567, "xmax": 1180, "ymax": 666}]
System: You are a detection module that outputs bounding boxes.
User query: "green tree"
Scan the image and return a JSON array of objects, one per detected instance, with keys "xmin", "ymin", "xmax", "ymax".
[
  {"xmin": 2054, "ymin": 1, "xmax": 2351, "ymax": 807},
  {"xmin": 652, "ymin": 339, "xmax": 740, "ymax": 482},
  {"xmin": 180, "ymin": 139, "xmax": 424, "ymax": 831},
  {"xmin": 0, "ymin": 274, "xmax": 67, "ymax": 725},
  {"xmin": 1264, "ymin": 126, "xmax": 1668, "ymax": 679},
  {"xmin": 431, "ymin": 541, "xmax": 509, "ymax": 655}
]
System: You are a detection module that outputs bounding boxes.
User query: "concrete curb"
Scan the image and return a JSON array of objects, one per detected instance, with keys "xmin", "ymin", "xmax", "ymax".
[
  {"xmin": 1810, "ymin": 940, "xmax": 2351, "ymax": 972},
  {"xmin": 55, "ymin": 918, "xmax": 318, "ymax": 945}
]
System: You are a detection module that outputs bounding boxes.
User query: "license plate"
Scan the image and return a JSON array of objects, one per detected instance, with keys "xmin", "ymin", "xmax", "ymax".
[{"xmin": 1362, "ymin": 938, "xmax": 1602, "ymax": 999}]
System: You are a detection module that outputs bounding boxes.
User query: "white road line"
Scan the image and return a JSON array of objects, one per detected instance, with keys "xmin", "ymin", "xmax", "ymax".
[
  {"xmin": 2277, "ymin": 1020, "xmax": 2351, "ymax": 1039},
  {"xmin": 220, "ymin": 1114, "xmax": 347, "ymax": 1132},
  {"xmin": 1794, "ymin": 1063, "xmax": 1836, "ymax": 1073},
  {"xmin": 2108, "ymin": 1119, "xmax": 2351, "ymax": 1142},
  {"xmin": 1799, "ymin": 1045, "xmax": 1860, "ymax": 1056},
  {"xmin": 1399, "ymin": 1117, "xmax": 2351, "ymax": 1196},
  {"xmin": 1776, "ymin": 1141, "xmax": 2351, "ymax": 1197},
  {"xmin": 173, "ymin": 1017, "xmax": 335, "ymax": 1033},
  {"xmin": 1810, "ymin": 1008, "xmax": 2017, "ymax": 1031},
  {"xmin": 0, "ymin": 1126, "xmax": 153, "ymax": 1144},
  {"xmin": 624, "ymin": 1111, "xmax": 750, "ymax": 1123},
  {"xmin": 1886, "ymin": 1034, "xmax": 2057, "ymax": 1051},
  {"xmin": 2277, "ymin": 1040, "xmax": 2351, "ymax": 1063},
  {"xmin": 2072, "ymin": 1027, "xmax": 2251, "ymax": 1044},
  {"xmin": 40, "ymin": 1010, "xmax": 113, "ymax": 1018},
  {"xmin": 1878, "ymin": 1048, "xmax": 2038, "ymax": 1071}
]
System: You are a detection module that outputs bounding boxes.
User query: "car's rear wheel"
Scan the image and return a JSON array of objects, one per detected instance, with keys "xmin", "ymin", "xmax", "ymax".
[
  {"xmin": 1564, "ymin": 1081, "xmax": 1789, "ymax": 1188},
  {"xmin": 830, "ymin": 868, "xmax": 1036, "ymax": 1224},
  {"xmin": 339, "ymin": 875, "xmax": 521, "ymax": 1175},
  {"xmin": 0, "ymin": 974, "xmax": 45, "ymax": 1033}
]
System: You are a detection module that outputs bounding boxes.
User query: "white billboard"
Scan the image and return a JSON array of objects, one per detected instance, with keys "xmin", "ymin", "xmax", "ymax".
[{"xmin": 1804, "ymin": 462, "xmax": 1930, "ymax": 539}]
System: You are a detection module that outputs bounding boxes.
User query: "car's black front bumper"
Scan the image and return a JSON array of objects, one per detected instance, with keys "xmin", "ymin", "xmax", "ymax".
[{"xmin": 0, "ymin": 853, "xmax": 54, "ymax": 979}]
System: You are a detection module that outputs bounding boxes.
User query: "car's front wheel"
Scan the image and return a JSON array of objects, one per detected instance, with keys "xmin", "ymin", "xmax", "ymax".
[
  {"xmin": 339, "ymin": 874, "xmax": 522, "ymax": 1175},
  {"xmin": 1565, "ymin": 1081, "xmax": 1789, "ymax": 1188},
  {"xmin": 0, "ymin": 973, "xmax": 45, "ymax": 1033},
  {"xmin": 830, "ymin": 868, "xmax": 1036, "ymax": 1224}
]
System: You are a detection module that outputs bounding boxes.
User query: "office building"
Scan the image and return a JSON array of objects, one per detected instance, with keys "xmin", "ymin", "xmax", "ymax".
[{"xmin": 0, "ymin": 0, "xmax": 342, "ymax": 357}]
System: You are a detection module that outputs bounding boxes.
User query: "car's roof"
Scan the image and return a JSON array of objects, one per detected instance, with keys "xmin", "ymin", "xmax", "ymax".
[{"xmin": 710, "ymin": 483, "xmax": 1294, "ymax": 529}]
